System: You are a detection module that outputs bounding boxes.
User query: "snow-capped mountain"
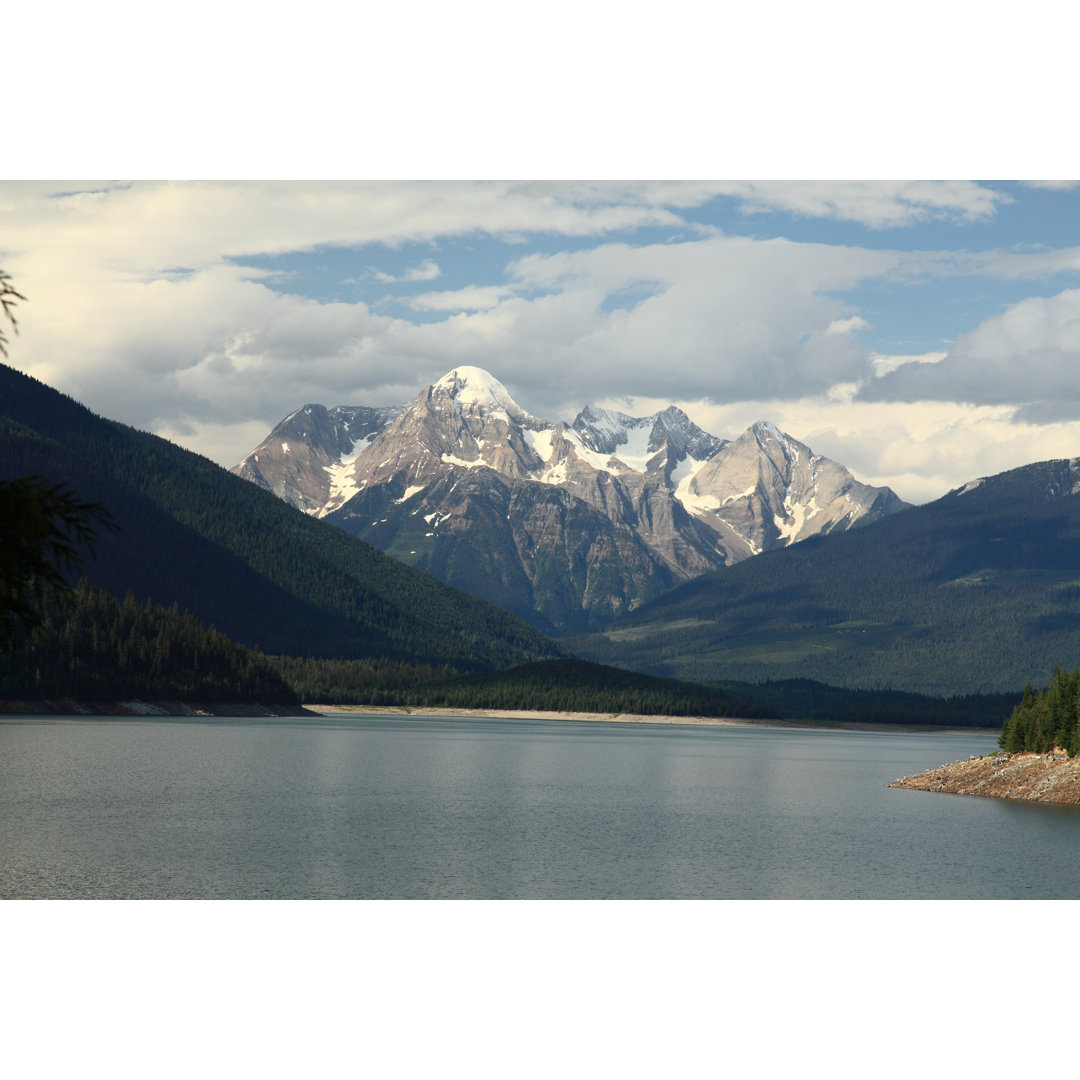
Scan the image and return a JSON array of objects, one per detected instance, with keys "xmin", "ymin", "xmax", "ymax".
[{"xmin": 233, "ymin": 366, "xmax": 909, "ymax": 632}]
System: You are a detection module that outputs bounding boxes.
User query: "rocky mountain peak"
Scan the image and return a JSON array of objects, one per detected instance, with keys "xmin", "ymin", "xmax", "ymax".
[
  {"xmin": 428, "ymin": 366, "xmax": 536, "ymax": 426},
  {"xmin": 572, "ymin": 403, "xmax": 726, "ymax": 467}
]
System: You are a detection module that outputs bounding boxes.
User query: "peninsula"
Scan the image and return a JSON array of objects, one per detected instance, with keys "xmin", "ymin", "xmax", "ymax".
[{"xmin": 890, "ymin": 751, "xmax": 1080, "ymax": 805}]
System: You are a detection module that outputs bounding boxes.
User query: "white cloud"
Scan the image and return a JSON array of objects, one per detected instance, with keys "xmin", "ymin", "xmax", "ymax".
[
  {"xmin": 826, "ymin": 316, "xmax": 869, "ymax": 335},
  {"xmin": 864, "ymin": 287, "xmax": 1080, "ymax": 410},
  {"xmin": 374, "ymin": 260, "xmax": 442, "ymax": 283},
  {"xmin": 4, "ymin": 180, "xmax": 1080, "ymax": 503},
  {"xmin": 405, "ymin": 285, "xmax": 514, "ymax": 312},
  {"xmin": 490, "ymin": 236, "xmax": 897, "ymax": 411},
  {"xmin": 869, "ymin": 351, "xmax": 946, "ymax": 377},
  {"xmin": 1021, "ymin": 180, "xmax": 1080, "ymax": 191},
  {"xmin": 708, "ymin": 180, "xmax": 1009, "ymax": 228}
]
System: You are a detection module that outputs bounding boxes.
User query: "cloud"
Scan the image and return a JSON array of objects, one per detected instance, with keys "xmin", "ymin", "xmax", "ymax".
[
  {"xmin": 826, "ymin": 316, "xmax": 869, "ymax": 335},
  {"xmin": 405, "ymin": 285, "xmax": 514, "ymax": 312},
  {"xmin": 4, "ymin": 180, "xmax": 1079, "ymax": 496},
  {"xmin": 1021, "ymin": 180, "xmax": 1080, "ymax": 191},
  {"xmin": 491, "ymin": 236, "xmax": 897, "ymax": 411},
  {"xmin": 869, "ymin": 351, "xmax": 946, "ymax": 377},
  {"xmin": 862, "ymin": 287, "xmax": 1080, "ymax": 413},
  {"xmin": 708, "ymin": 180, "xmax": 1010, "ymax": 228},
  {"xmin": 373, "ymin": 260, "xmax": 441, "ymax": 283}
]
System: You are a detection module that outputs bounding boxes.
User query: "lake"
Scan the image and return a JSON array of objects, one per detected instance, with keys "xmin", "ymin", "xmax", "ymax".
[{"xmin": 1, "ymin": 713, "xmax": 1077, "ymax": 899}]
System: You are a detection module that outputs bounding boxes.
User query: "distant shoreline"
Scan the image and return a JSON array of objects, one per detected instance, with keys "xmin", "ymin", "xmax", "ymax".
[
  {"xmin": 307, "ymin": 703, "xmax": 1000, "ymax": 736},
  {"xmin": 0, "ymin": 698, "xmax": 1000, "ymax": 736}
]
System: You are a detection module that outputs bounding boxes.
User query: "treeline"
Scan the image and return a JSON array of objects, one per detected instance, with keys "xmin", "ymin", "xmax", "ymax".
[
  {"xmin": 270, "ymin": 655, "xmax": 778, "ymax": 718},
  {"xmin": 0, "ymin": 581, "xmax": 297, "ymax": 704},
  {"xmin": 999, "ymin": 667, "xmax": 1080, "ymax": 755},
  {"xmin": 270, "ymin": 655, "xmax": 461, "ymax": 706},
  {"xmin": 719, "ymin": 678, "xmax": 1020, "ymax": 728}
]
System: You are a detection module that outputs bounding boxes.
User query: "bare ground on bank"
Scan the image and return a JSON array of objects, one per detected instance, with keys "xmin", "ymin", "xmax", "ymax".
[
  {"xmin": 891, "ymin": 751, "xmax": 1080, "ymax": 805},
  {"xmin": 309, "ymin": 704, "xmax": 1000, "ymax": 735}
]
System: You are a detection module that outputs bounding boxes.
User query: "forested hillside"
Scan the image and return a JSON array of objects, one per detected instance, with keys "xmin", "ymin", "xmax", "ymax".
[
  {"xmin": 568, "ymin": 459, "xmax": 1080, "ymax": 695},
  {"xmin": 0, "ymin": 363, "xmax": 562, "ymax": 670},
  {"xmin": 0, "ymin": 582, "xmax": 297, "ymax": 704}
]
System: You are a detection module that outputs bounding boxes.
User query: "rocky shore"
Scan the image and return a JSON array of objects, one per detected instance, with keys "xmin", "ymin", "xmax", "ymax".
[{"xmin": 890, "ymin": 751, "xmax": 1080, "ymax": 805}]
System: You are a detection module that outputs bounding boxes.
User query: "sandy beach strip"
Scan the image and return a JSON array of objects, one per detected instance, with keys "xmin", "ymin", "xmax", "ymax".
[
  {"xmin": 307, "ymin": 703, "xmax": 777, "ymax": 727},
  {"xmin": 305, "ymin": 704, "xmax": 999, "ymax": 736}
]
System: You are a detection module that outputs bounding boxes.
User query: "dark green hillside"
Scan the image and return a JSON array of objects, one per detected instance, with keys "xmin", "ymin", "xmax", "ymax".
[
  {"xmin": 0, "ymin": 364, "xmax": 563, "ymax": 669},
  {"xmin": 714, "ymin": 678, "xmax": 1017, "ymax": 729},
  {"xmin": 566, "ymin": 460, "xmax": 1080, "ymax": 695}
]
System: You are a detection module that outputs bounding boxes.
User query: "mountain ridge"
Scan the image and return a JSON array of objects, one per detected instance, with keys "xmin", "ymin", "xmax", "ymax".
[{"xmin": 234, "ymin": 366, "xmax": 908, "ymax": 632}]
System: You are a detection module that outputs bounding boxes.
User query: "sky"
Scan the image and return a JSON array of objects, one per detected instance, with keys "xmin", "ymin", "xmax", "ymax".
[{"xmin": 4, "ymin": 178, "xmax": 1080, "ymax": 504}]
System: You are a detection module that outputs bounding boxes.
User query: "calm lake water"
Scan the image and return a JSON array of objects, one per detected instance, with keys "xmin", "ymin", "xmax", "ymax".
[{"xmin": 1, "ymin": 714, "xmax": 1077, "ymax": 899}]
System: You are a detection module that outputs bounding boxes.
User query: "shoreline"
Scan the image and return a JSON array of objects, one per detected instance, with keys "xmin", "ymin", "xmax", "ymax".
[
  {"xmin": 306, "ymin": 703, "xmax": 1001, "ymax": 736},
  {"xmin": 0, "ymin": 698, "xmax": 1000, "ymax": 737}
]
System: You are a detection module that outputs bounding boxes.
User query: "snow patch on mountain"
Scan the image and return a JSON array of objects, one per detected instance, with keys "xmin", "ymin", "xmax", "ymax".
[
  {"xmin": 774, "ymin": 496, "xmax": 817, "ymax": 543},
  {"xmin": 612, "ymin": 424, "xmax": 660, "ymax": 471},
  {"xmin": 561, "ymin": 428, "xmax": 623, "ymax": 475},
  {"xmin": 523, "ymin": 427, "xmax": 555, "ymax": 463},
  {"xmin": 673, "ymin": 468, "xmax": 722, "ymax": 514},
  {"xmin": 319, "ymin": 434, "xmax": 378, "ymax": 515},
  {"xmin": 668, "ymin": 454, "xmax": 701, "ymax": 484},
  {"xmin": 442, "ymin": 452, "xmax": 487, "ymax": 469}
]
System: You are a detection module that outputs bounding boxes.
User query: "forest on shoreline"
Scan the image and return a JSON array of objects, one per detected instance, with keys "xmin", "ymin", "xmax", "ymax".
[{"xmin": 998, "ymin": 666, "xmax": 1080, "ymax": 755}]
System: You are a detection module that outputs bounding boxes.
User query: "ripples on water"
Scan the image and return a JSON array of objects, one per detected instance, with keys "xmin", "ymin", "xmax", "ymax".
[{"xmin": 1, "ymin": 714, "xmax": 1077, "ymax": 899}]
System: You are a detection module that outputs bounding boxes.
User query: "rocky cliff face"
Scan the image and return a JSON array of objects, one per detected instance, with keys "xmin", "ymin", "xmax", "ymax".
[
  {"xmin": 676, "ymin": 421, "xmax": 909, "ymax": 558},
  {"xmin": 233, "ymin": 403, "xmax": 403, "ymax": 514},
  {"xmin": 233, "ymin": 366, "xmax": 909, "ymax": 632}
]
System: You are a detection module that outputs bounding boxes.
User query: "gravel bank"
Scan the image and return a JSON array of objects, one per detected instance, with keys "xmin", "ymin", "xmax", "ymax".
[{"xmin": 890, "ymin": 751, "xmax": 1080, "ymax": 805}]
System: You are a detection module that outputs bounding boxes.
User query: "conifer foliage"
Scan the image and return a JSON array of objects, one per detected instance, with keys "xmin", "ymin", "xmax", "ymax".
[
  {"xmin": 998, "ymin": 667, "xmax": 1080, "ymax": 756},
  {"xmin": 0, "ymin": 581, "xmax": 297, "ymax": 704},
  {"xmin": 272, "ymin": 655, "xmax": 777, "ymax": 718}
]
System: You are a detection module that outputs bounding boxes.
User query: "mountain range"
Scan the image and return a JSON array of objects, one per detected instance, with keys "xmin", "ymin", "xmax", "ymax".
[{"xmin": 234, "ymin": 366, "xmax": 908, "ymax": 632}]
